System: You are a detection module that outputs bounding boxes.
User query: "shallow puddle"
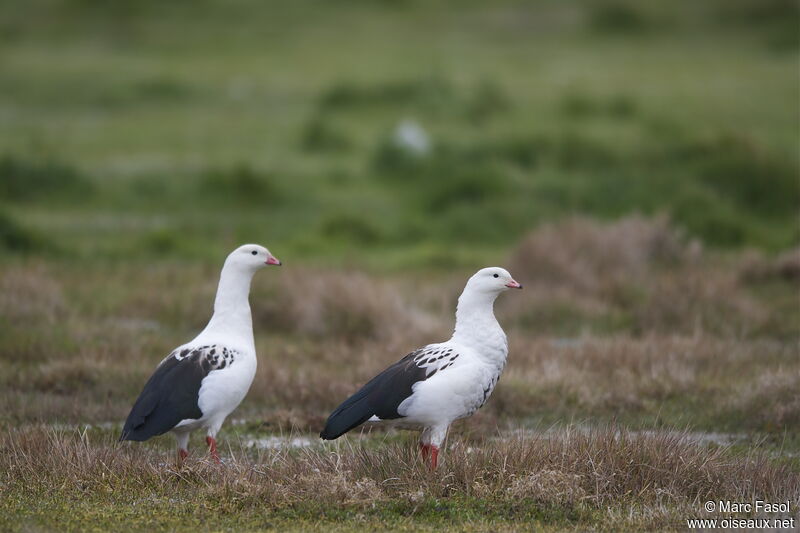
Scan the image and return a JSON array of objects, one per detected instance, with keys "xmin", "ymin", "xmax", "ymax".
[{"xmin": 243, "ymin": 435, "xmax": 314, "ymax": 449}]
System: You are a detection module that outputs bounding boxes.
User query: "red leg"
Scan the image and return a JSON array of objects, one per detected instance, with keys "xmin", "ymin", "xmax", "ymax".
[
  {"xmin": 419, "ymin": 443, "xmax": 430, "ymax": 462},
  {"xmin": 206, "ymin": 436, "xmax": 221, "ymax": 464},
  {"xmin": 430, "ymin": 445, "xmax": 439, "ymax": 469},
  {"xmin": 177, "ymin": 448, "xmax": 188, "ymax": 465}
]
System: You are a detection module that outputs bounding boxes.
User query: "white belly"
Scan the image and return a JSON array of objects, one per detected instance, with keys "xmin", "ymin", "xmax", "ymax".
[
  {"xmin": 176, "ymin": 354, "xmax": 257, "ymax": 430},
  {"xmin": 398, "ymin": 359, "xmax": 502, "ymax": 426}
]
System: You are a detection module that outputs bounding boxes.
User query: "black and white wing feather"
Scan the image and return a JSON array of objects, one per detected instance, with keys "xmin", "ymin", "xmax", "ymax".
[
  {"xmin": 120, "ymin": 345, "xmax": 238, "ymax": 441},
  {"xmin": 320, "ymin": 345, "xmax": 460, "ymax": 440}
]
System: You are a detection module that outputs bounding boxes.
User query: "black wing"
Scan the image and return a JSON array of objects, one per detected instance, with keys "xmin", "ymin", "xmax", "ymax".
[
  {"xmin": 319, "ymin": 345, "xmax": 459, "ymax": 440},
  {"xmin": 119, "ymin": 345, "xmax": 236, "ymax": 442}
]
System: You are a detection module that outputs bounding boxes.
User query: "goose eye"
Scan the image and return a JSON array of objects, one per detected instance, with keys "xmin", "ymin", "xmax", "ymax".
[
  {"xmin": 251, "ymin": 250, "xmax": 258, "ymax": 255},
  {"xmin": 493, "ymin": 273, "xmax": 499, "ymax": 278}
]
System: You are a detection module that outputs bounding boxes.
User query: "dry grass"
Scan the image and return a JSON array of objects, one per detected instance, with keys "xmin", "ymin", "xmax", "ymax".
[
  {"xmin": 509, "ymin": 215, "xmax": 696, "ymax": 294},
  {"xmin": 505, "ymin": 215, "xmax": 793, "ymax": 337},
  {"xmin": 1, "ymin": 425, "xmax": 797, "ymax": 532},
  {"xmin": 1, "ymin": 216, "xmax": 798, "ymax": 530},
  {"xmin": 254, "ymin": 268, "xmax": 444, "ymax": 343},
  {"xmin": 740, "ymin": 247, "xmax": 800, "ymax": 283},
  {"xmin": 0, "ymin": 217, "xmax": 798, "ymax": 433},
  {"xmin": 483, "ymin": 336, "xmax": 800, "ymax": 432}
]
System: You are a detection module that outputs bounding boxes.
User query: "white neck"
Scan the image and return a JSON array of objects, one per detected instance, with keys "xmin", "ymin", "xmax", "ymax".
[
  {"xmin": 451, "ymin": 288, "xmax": 506, "ymax": 353},
  {"xmin": 197, "ymin": 262, "xmax": 255, "ymax": 349}
]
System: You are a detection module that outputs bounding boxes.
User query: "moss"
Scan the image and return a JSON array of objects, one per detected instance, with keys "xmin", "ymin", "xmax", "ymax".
[
  {"xmin": 198, "ymin": 164, "xmax": 282, "ymax": 206},
  {"xmin": 0, "ymin": 155, "xmax": 92, "ymax": 202},
  {"xmin": 0, "ymin": 210, "xmax": 43, "ymax": 252}
]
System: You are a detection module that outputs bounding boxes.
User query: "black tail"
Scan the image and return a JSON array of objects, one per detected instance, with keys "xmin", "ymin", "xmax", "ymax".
[
  {"xmin": 119, "ymin": 393, "xmax": 170, "ymax": 442},
  {"xmin": 320, "ymin": 389, "xmax": 378, "ymax": 440},
  {"xmin": 320, "ymin": 352, "xmax": 427, "ymax": 440},
  {"xmin": 119, "ymin": 355, "xmax": 205, "ymax": 442}
]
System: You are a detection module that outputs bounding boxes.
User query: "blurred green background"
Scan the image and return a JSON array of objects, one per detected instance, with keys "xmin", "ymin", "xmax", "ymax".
[
  {"xmin": 1, "ymin": 5, "xmax": 798, "ymax": 529},
  {"xmin": 0, "ymin": 0, "xmax": 797, "ymax": 267}
]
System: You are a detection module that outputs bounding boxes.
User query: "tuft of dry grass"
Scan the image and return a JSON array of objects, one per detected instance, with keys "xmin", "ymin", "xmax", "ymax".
[
  {"xmin": 509, "ymin": 214, "xmax": 697, "ymax": 294},
  {"xmin": 0, "ymin": 426, "xmax": 797, "ymax": 531},
  {"xmin": 730, "ymin": 367, "xmax": 800, "ymax": 431},
  {"xmin": 504, "ymin": 215, "xmax": 794, "ymax": 337},
  {"xmin": 483, "ymin": 336, "xmax": 800, "ymax": 433},
  {"xmin": 0, "ymin": 263, "xmax": 66, "ymax": 326},
  {"xmin": 253, "ymin": 268, "xmax": 444, "ymax": 344},
  {"xmin": 739, "ymin": 246, "xmax": 800, "ymax": 287}
]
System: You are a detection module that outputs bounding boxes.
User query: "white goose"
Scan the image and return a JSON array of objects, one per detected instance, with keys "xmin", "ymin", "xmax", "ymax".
[
  {"xmin": 320, "ymin": 267, "xmax": 522, "ymax": 468},
  {"xmin": 120, "ymin": 244, "xmax": 281, "ymax": 462}
]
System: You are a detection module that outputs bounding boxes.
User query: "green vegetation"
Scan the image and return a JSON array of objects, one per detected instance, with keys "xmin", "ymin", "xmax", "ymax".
[
  {"xmin": 0, "ymin": 0, "xmax": 798, "ymax": 531},
  {"xmin": 2, "ymin": 426, "xmax": 797, "ymax": 532},
  {"xmin": 1, "ymin": 224, "xmax": 798, "ymax": 530},
  {"xmin": 0, "ymin": 0, "xmax": 797, "ymax": 264}
]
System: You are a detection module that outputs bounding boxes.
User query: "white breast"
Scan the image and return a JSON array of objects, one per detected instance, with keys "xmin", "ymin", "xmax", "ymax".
[
  {"xmin": 174, "ymin": 341, "xmax": 257, "ymax": 431},
  {"xmin": 397, "ymin": 339, "xmax": 507, "ymax": 426},
  {"xmin": 197, "ymin": 350, "xmax": 256, "ymax": 419}
]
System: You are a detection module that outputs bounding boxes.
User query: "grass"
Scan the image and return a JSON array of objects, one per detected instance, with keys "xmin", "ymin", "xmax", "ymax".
[
  {"xmin": 0, "ymin": 0, "xmax": 798, "ymax": 530},
  {"xmin": 0, "ymin": 0, "xmax": 797, "ymax": 263},
  {"xmin": 1, "ymin": 217, "xmax": 799, "ymax": 530},
  {"xmin": 2, "ymin": 426, "xmax": 798, "ymax": 532}
]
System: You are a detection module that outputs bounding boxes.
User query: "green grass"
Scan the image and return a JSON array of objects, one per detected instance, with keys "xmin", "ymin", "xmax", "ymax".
[
  {"xmin": 1, "ymin": 235, "xmax": 798, "ymax": 531},
  {"xmin": 1, "ymin": 1, "xmax": 799, "ymax": 530},
  {"xmin": 2, "ymin": 425, "xmax": 797, "ymax": 532},
  {"xmin": 0, "ymin": 0, "xmax": 797, "ymax": 264}
]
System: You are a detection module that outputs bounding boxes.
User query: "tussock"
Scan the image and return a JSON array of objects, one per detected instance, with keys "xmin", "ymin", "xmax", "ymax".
[
  {"xmin": 509, "ymin": 214, "xmax": 695, "ymax": 294},
  {"xmin": 731, "ymin": 367, "xmax": 800, "ymax": 430},
  {"xmin": 503, "ymin": 215, "xmax": 779, "ymax": 336},
  {"xmin": 486, "ymin": 336, "xmax": 799, "ymax": 432},
  {"xmin": 254, "ymin": 268, "xmax": 442, "ymax": 343},
  {"xmin": 0, "ymin": 264, "xmax": 65, "ymax": 325},
  {"xmin": 1, "ymin": 426, "xmax": 797, "ymax": 530},
  {"xmin": 740, "ymin": 247, "xmax": 800, "ymax": 283}
]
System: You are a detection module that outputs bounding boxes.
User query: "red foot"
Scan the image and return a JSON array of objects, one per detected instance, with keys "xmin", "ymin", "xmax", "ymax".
[
  {"xmin": 206, "ymin": 436, "xmax": 221, "ymax": 464},
  {"xmin": 178, "ymin": 448, "xmax": 189, "ymax": 464},
  {"xmin": 419, "ymin": 443, "xmax": 439, "ymax": 469},
  {"xmin": 430, "ymin": 445, "xmax": 439, "ymax": 469}
]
